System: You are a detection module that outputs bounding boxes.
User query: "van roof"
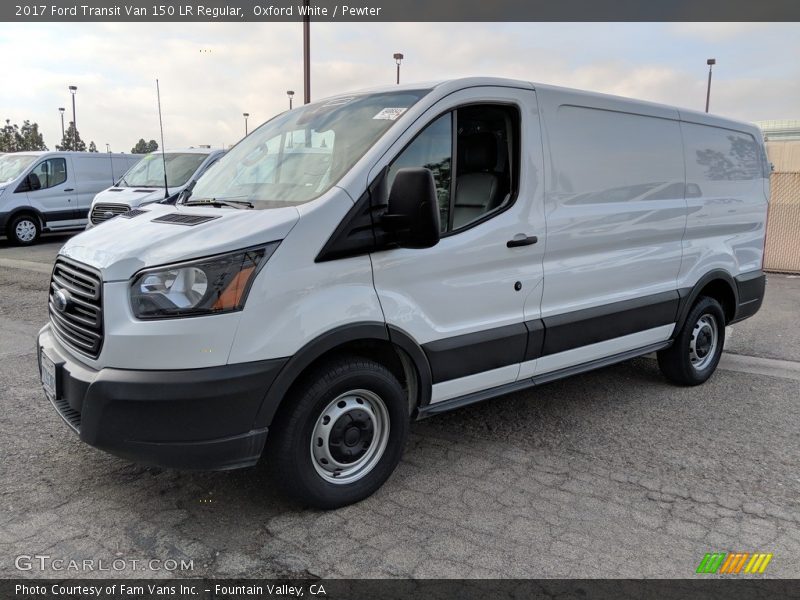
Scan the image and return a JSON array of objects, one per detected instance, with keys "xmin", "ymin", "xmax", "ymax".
[
  {"xmin": 5, "ymin": 151, "xmax": 133, "ymax": 157},
  {"xmin": 336, "ymin": 76, "xmax": 760, "ymax": 135},
  {"xmin": 147, "ymin": 147, "xmax": 224, "ymax": 155}
]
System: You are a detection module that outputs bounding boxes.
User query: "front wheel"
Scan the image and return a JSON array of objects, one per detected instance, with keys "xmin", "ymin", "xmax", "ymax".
[
  {"xmin": 658, "ymin": 296, "xmax": 725, "ymax": 386},
  {"xmin": 8, "ymin": 213, "xmax": 40, "ymax": 245},
  {"xmin": 268, "ymin": 356, "xmax": 409, "ymax": 509}
]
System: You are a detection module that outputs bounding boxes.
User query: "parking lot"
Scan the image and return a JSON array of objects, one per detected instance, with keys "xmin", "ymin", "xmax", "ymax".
[{"xmin": 1, "ymin": 236, "xmax": 799, "ymax": 579}]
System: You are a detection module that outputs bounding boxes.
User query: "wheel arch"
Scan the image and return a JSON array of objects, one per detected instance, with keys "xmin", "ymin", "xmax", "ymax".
[
  {"xmin": 253, "ymin": 322, "xmax": 432, "ymax": 429},
  {"xmin": 676, "ymin": 269, "xmax": 738, "ymax": 333},
  {"xmin": 3, "ymin": 206, "xmax": 44, "ymax": 233}
]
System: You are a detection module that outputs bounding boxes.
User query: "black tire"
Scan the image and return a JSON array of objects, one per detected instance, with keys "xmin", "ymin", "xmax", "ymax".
[
  {"xmin": 8, "ymin": 213, "xmax": 41, "ymax": 246},
  {"xmin": 268, "ymin": 356, "xmax": 409, "ymax": 509},
  {"xmin": 658, "ymin": 296, "xmax": 725, "ymax": 386}
]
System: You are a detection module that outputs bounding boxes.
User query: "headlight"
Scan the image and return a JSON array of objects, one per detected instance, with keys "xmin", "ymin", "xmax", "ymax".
[{"xmin": 130, "ymin": 242, "xmax": 279, "ymax": 319}]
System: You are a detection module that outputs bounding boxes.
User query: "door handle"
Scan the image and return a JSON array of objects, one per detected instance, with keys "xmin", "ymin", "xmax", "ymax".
[
  {"xmin": 506, "ymin": 235, "xmax": 538, "ymax": 248},
  {"xmin": 63, "ymin": 188, "xmax": 74, "ymax": 192}
]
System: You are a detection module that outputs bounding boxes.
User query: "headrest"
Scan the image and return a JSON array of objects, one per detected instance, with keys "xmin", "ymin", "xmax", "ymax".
[{"xmin": 461, "ymin": 132, "xmax": 498, "ymax": 172}]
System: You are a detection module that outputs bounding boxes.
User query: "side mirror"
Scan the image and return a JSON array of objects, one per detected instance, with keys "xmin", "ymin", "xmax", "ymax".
[
  {"xmin": 28, "ymin": 173, "xmax": 42, "ymax": 191},
  {"xmin": 16, "ymin": 173, "xmax": 41, "ymax": 193},
  {"xmin": 382, "ymin": 168, "xmax": 440, "ymax": 249}
]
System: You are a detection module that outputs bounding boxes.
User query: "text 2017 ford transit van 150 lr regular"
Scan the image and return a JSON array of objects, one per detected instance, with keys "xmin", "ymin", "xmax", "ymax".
[{"xmin": 38, "ymin": 78, "xmax": 768, "ymax": 508}]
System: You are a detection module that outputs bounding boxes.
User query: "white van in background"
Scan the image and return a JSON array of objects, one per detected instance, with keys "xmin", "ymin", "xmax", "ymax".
[
  {"xmin": 0, "ymin": 151, "xmax": 139, "ymax": 244},
  {"xmin": 86, "ymin": 148, "xmax": 224, "ymax": 228},
  {"xmin": 38, "ymin": 78, "xmax": 768, "ymax": 508}
]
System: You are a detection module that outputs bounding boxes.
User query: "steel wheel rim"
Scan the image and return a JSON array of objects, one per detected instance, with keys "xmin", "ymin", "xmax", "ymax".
[
  {"xmin": 689, "ymin": 313, "xmax": 718, "ymax": 371},
  {"xmin": 15, "ymin": 219, "xmax": 36, "ymax": 242},
  {"xmin": 310, "ymin": 389, "xmax": 390, "ymax": 485}
]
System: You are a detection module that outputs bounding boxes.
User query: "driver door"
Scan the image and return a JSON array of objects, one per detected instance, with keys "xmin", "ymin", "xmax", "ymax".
[
  {"xmin": 24, "ymin": 157, "xmax": 79, "ymax": 229},
  {"xmin": 369, "ymin": 86, "xmax": 547, "ymax": 404}
]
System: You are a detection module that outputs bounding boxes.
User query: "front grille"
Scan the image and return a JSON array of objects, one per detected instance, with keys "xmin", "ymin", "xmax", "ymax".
[
  {"xmin": 49, "ymin": 258, "xmax": 103, "ymax": 358},
  {"xmin": 90, "ymin": 202, "xmax": 130, "ymax": 224}
]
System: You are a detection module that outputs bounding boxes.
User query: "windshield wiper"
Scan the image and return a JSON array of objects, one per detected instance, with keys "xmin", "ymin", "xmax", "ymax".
[{"xmin": 183, "ymin": 197, "xmax": 254, "ymax": 209}]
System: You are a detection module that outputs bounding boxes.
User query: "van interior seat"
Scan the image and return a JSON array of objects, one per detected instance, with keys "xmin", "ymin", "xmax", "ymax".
[{"xmin": 453, "ymin": 132, "xmax": 502, "ymax": 228}]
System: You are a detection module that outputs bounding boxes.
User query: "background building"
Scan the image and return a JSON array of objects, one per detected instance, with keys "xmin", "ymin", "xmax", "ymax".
[{"xmin": 757, "ymin": 121, "xmax": 800, "ymax": 274}]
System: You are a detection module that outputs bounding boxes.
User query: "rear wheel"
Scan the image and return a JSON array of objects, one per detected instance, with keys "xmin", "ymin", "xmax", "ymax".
[
  {"xmin": 658, "ymin": 296, "xmax": 725, "ymax": 386},
  {"xmin": 8, "ymin": 213, "xmax": 40, "ymax": 245},
  {"xmin": 269, "ymin": 356, "xmax": 409, "ymax": 509}
]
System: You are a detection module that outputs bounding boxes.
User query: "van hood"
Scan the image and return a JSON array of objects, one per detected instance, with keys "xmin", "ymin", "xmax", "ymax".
[
  {"xmin": 60, "ymin": 203, "xmax": 300, "ymax": 281},
  {"xmin": 93, "ymin": 186, "xmax": 180, "ymax": 208}
]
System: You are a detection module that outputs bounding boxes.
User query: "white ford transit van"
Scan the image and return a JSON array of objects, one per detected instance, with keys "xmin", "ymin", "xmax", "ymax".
[
  {"xmin": 86, "ymin": 148, "xmax": 224, "ymax": 228},
  {"xmin": 0, "ymin": 151, "xmax": 139, "ymax": 244},
  {"xmin": 37, "ymin": 78, "xmax": 768, "ymax": 508}
]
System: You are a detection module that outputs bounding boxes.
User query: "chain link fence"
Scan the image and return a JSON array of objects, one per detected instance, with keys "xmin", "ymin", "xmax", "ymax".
[{"xmin": 765, "ymin": 172, "xmax": 800, "ymax": 274}]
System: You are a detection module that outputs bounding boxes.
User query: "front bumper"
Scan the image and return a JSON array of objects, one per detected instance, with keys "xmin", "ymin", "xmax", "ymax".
[{"xmin": 37, "ymin": 325, "xmax": 287, "ymax": 470}]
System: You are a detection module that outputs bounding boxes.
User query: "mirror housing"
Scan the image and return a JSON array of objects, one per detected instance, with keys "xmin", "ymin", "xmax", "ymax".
[
  {"xmin": 382, "ymin": 167, "xmax": 440, "ymax": 249},
  {"xmin": 15, "ymin": 172, "xmax": 41, "ymax": 193}
]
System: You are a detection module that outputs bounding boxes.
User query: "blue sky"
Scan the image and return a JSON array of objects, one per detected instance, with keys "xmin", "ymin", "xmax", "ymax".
[{"xmin": 1, "ymin": 22, "xmax": 798, "ymax": 152}]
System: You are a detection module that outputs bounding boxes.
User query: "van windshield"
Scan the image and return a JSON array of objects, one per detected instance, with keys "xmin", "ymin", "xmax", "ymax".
[
  {"xmin": 0, "ymin": 154, "xmax": 37, "ymax": 184},
  {"xmin": 120, "ymin": 153, "xmax": 209, "ymax": 188},
  {"xmin": 188, "ymin": 90, "xmax": 429, "ymax": 208}
]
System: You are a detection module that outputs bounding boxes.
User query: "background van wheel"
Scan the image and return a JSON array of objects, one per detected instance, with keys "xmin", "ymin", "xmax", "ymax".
[
  {"xmin": 658, "ymin": 296, "xmax": 725, "ymax": 386},
  {"xmin": 8, "ymin": 214, "xmax": 40, "ymax": 245},
  {"xmin": 269, "ymin": 356, "xmax": 409, "ymax": 509}
]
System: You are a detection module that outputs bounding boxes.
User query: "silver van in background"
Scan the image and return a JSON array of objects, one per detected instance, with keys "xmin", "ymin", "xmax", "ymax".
[
  {"xmin": 0, "ymin": 151, "xmax": 139, "ymax": 244},
  {"xmin": 86, "ymin": 148, "xmax": 224, "ymax": 228}
]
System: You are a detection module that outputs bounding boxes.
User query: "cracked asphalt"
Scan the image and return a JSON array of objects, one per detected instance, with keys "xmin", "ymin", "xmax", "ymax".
[{"xmin": 1, "ymin": 237, "xmax": 799, "ymax": 579}]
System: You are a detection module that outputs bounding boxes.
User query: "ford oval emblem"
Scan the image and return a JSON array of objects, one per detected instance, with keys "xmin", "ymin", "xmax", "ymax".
[
  {"xmin": 53, "ymin": 288, "xmax": 70, "ymax": 313},
  {"xmin": 103, "ymin": 211, "xmax": 114, "ymax": 220}
]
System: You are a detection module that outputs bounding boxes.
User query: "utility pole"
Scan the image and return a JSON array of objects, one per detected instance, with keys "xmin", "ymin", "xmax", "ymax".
[
  {"xmin": 68, "ymin": 85, "xmax": 77, "ymax": 150},
  {"xmin": 705, "ymin": 58, "xmax": 716, "ymax": 113},
  {"xmin": 58, "ymin": 108, "xmax": 65, "ymax": 142},
  {"xmin": 393, "ymin": 53, "xmax": 404, "ymax": 84},
  {"xmin": 303, "ymin": 0, "xmax": 310, "ymax": 104}
]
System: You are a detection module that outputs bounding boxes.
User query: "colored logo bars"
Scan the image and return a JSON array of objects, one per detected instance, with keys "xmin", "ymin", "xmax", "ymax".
[{"xmin": 696, "ymin": 552, "xmax": 773, "ymax": 574}]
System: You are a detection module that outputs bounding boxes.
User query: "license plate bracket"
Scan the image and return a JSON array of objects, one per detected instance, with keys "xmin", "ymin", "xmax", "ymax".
[{"xmin": 40, "ymin": 349, "xmax": 59, "ymax": 400}]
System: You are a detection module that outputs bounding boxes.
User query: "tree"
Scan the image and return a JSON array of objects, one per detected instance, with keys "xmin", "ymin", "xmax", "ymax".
[
  {"xmin": 56, "ymin": 121, "xmax": 86, "ymax": 152},
  {"xmin": 0, "ymin": 120, "xmax": 19, "ymax": 152},
  {"xmin": 88, "ymin": 141, "xmax": 98, "ymax": 152},
  {"xmin": 0, "ymin": 119, "xmax": 48, "ymax": 152},
  {"xmin": 131, "ymin": 138, "xmax": 159, "ymax": 154},
  {"xmin": 19, "ymin": 120, "xmax": 48, "ymax": 151}
]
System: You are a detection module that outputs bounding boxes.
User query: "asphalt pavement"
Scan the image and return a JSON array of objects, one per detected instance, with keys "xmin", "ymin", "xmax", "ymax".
[{"xmin": 1, "ymin": 236, "xmax": 798, "ymax": 579}]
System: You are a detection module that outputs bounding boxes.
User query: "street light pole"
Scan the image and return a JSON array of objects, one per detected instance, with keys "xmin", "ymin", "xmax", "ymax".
[
  {"xmin": 243, "ymin": 112, "xmax": 249, "ymax": 136},
  {"xmin": 393, "ymin": 52, "xmax": 404, "ymax": 84},
  {"xmin": 705, "ymin": 58, "xmax": 716, "ymax": 113},
  {"xmin": 58, "ymin": 107, "xmax": 65, "ymax": 143},
  {"xmin": 68, "ymin": 85, "xmax": 77, "ymax": 150},
  {"xmin": 287, "ymin": 90, "xmax": 295, "ymax": 110},
  {"xmin": 303, "ymin": 0, "xmax": 310, "ymax": 104}
]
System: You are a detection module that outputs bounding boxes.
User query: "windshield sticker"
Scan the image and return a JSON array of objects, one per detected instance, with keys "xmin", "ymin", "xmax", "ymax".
[{"xmin": 373, "ymin": 107, "xmax": 407, "ymax": 121}]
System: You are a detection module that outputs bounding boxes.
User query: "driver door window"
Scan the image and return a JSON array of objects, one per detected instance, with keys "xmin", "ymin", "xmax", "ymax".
[
  {"xmin": 30, "ymin": 158, "xmax": 67, "ymax": 190},
  {"xmin": 388, "ymin": 104, "xmax": 518, "ymax": 233}
]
